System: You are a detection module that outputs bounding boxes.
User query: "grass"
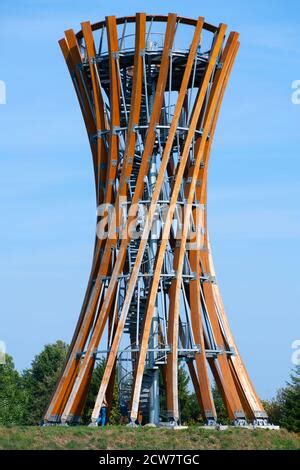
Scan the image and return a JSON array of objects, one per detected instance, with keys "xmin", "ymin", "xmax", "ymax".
[{"xmin": 0, "ymin": 425, "xmax": 299, "ymax": 450}]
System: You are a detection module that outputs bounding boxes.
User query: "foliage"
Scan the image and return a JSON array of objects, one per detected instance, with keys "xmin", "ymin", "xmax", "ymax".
[
  {"xmin": 82, "ymin": 358, "xmax": 120, "ymax": 425},
  {"xmin": 180, "ymin": 391, "xmax": 204, "ymax": 425},
  {"xmin": 158, "ymin": 364, "xmax": 203, "ymax": 424},
  {"xmin": 263, "ymin": 367, "xmax": 300, "ymax": 432},
  {"xmin": 22, "ymin": 340, "xmax": 68, "ymax": 425},
  {"xmin": 212, "ymin": 385, "xmax": 231, "ymax": 424},
  {"xmin": 177, "ymin": 364, "xmax": 192, "ymax": 423},
  {"xmin": 262, "ymin": 389, "xmax": 285, "ymax": 425},
  {"xmin": 279, "ymin": 366, "xmax": 300, "ymax": 432},
  {"xmin": 178, "ymin": 366, "xmax": 203, "ymax": 424},
  {"xmin": 0, "ymin": 355, "xmax": 28, "ymax": 425},
  {"xmin": 0, "ymin": 340, "xmax": 299, "ymax": 433}
]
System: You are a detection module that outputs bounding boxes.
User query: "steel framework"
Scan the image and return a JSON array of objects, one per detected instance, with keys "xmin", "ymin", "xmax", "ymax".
[{"xmin": 45, "ymin": 13, "xmax": 268, "ymax": 426}]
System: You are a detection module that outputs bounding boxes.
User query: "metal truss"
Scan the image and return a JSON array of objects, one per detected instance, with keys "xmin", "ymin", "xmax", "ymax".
[{"xmin": 44, "ymin": 13, "xmax": 268, "ymax": 427}]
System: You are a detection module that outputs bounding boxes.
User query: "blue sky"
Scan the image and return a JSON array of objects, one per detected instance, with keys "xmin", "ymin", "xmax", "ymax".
[{"xmin": 0, "ymin": 0, "xmax": 299, "ymax": 400}]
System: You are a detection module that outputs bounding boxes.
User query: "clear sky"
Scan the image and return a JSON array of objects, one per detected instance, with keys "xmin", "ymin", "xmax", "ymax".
[{"xmin": 0, "ymin": 0, "xmax": 299, "ymax": 400}]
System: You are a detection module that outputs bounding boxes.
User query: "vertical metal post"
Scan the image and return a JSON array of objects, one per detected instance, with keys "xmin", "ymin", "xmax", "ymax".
[{"xmin": 148, "ymin": 155, "xmax": 160, "ymax": 425}]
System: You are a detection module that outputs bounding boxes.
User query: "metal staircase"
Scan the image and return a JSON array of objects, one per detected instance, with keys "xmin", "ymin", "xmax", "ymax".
[{"xmin": 119, "ymin": 358, "xmax": 163, "ymax": 423}]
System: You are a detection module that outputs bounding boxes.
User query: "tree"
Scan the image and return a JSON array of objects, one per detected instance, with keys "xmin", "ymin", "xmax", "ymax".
[
  {"xmin": 262, "ymin": 367, "xmax": 300, "ymax": 432},
  {"xmin": 158, "ymin": 363, "xmax": 203, "ymax": 424},
  {"xmin": 178, "ymin": 365, "xmax": 203, "ymax": 424},
  {"xmin": 280, "ymin": 366, "xmax": 300, "ymax": 432},
  {"xmin": 23, "ymin": 340, "xmax": 68, "ymax": 425},
  {"xmin": 82, "ymin": 358, "xmax": 120, "ymax": 425},
  {"xmin": 262, "ymin": 388, "xmax": 285, "ymax": 425},
  {"xmin": 212, "ymin": 385, "xmax": 231, "ymax": 424},
  {"xmin": 0, "ymin": 354, "xmax": 28, "ymax": 425},
  {"xmin": 2, "ymin": 339, "xmax": 298, "ymax": 431},
  {"xmin": 180, "ymin": 391, "xmax": 204, "ymax": 425}
]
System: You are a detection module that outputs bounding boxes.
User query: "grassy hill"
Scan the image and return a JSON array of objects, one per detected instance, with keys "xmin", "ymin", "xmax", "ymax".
[{"xmin": 0, "ymin": 425, "xmax": 299, "ymax": 450}]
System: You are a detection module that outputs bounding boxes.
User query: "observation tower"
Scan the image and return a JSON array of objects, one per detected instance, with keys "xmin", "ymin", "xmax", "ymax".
[{"xmin": 45, "ymin": 13, "xmax": 268, "ymax": 427}]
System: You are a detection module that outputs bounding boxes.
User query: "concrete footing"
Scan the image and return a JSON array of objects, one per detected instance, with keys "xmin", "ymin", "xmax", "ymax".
[{"xmin": 127, "ymin": 420, "xmax": 139, "ymax": 428}]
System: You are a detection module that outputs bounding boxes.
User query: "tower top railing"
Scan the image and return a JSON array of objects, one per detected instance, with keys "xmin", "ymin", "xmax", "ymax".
[
  {"xmin": 76, "ymin": 14, "xmax": 218, "ymax": 40},
  {"xmin": 118, "ymin": 32, "xmax": 166, "ymax": 53}
]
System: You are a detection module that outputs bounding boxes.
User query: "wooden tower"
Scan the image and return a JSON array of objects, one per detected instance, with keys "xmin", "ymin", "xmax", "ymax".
[{"xmin": 44, "ymin": 13, "xmax": 268, "ymax": 426}]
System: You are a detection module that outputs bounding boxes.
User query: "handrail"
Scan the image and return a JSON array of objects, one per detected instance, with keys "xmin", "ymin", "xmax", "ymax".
[{"xmin": 75, "ymin": 14, "xmax": 217, "ymax": 41}]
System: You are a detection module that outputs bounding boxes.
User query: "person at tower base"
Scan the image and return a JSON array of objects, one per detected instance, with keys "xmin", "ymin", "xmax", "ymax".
[
  {"xmin": 97, "ymin": 398, "xmax": 108, "ymax": 427},
  {"xmin": 119, "ymin": 398, "xmax": 129, "ymax": 425}
]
